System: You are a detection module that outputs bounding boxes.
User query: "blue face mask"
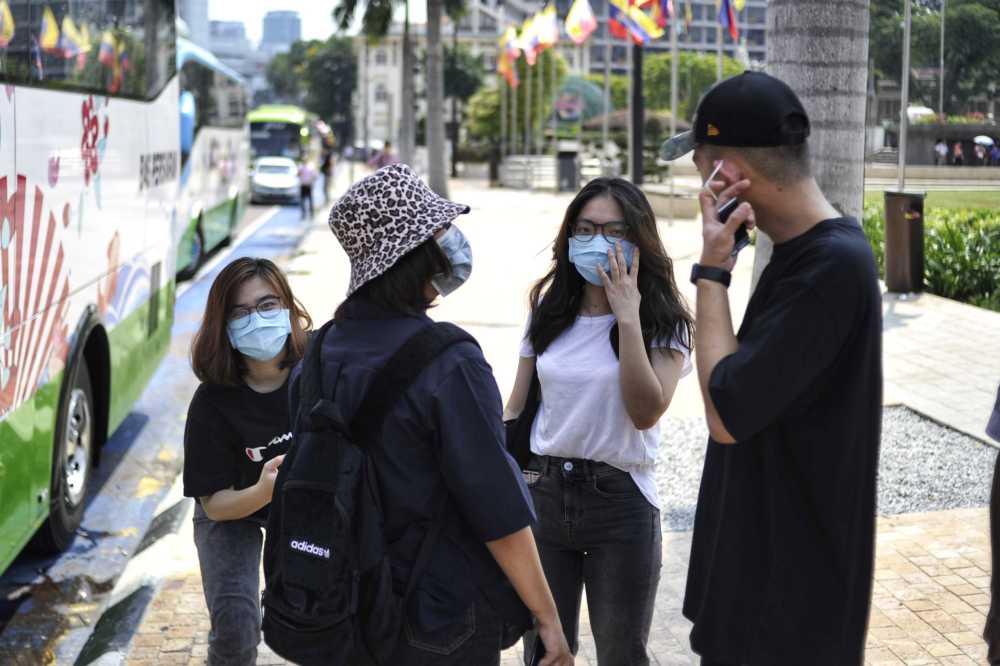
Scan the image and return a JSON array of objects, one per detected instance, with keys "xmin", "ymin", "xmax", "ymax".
[
  {"xmin": 432, "ymin": 225, "xmax": 473, "ymax": 296},
  {"xmin": 227, "ymin": 309, "xmax": 292, "ymax": 361},
  {"xmin": 568, "ymin": 236, "xmax": 636, "ymax": 286}
]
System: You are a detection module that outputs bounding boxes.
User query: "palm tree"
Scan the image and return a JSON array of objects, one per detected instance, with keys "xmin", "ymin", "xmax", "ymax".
[
  {"xmin": 751, "ymin": 0, "xmax": 871, "ymax": 288},
  {"xmin": 425, "ymin": 0, "xmax": 467, "ymax": 197},
  {"xmin": 333, "ymin": 0, "xmax": 416, "ymax": 164}
]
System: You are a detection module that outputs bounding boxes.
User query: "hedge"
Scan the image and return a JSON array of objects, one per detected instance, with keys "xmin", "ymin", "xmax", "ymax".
[{"xmin": 862, "ymin": 204, "xmax": 1000, "ymax": 312}]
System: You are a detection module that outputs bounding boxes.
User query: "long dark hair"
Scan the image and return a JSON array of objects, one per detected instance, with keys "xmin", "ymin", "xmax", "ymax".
[
  {"xmin": 191, "ymin": 257, "xmax": 313, "ymax": 386},
  {"xmin": 528, "ymin": 177, "xmax": 693, "ymax": 357}
]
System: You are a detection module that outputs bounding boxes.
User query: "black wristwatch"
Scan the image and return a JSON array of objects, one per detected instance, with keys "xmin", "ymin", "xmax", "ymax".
[{"xmin": 690, "ymin": 263, "xmax": 732, "ymax": 288}]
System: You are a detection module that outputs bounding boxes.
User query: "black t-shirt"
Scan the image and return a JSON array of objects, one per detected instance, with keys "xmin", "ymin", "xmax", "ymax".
[
  {"xmin": 182, "ymin": 375, "xmax": 293, "ymax": 522},
  {"xmin": 684, "ymin": 218, "xmax": 882, "ymax": 665}
]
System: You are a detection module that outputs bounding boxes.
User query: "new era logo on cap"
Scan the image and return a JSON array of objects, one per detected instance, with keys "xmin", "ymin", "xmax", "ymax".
[{"xmin": 707, "ymin": 124, "xmax": 720, "ymax": 137}]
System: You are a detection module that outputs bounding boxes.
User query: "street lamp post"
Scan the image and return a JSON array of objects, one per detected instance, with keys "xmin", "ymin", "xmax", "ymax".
[{"xmin": 939, "ymin": 0, "xmax": 946, "ymax": 119}]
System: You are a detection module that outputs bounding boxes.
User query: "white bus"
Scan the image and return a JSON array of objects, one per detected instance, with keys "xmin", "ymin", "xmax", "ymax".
[{"xmin": 0, "ymin": 0, "xmax": 242, "ymax": 573}]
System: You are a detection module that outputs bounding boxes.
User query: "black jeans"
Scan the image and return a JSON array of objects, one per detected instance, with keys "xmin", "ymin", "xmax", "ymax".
[
  {"xmin": 349, "ymin": 597, "xmax": 508, "ymax": 666},
  {"xmin": 522, "ymin": 455, "xmax": 661, "ymax": 666},
  {"xmin": 192, "ymin": 504, "xmax": 263, "ymax": 666}
]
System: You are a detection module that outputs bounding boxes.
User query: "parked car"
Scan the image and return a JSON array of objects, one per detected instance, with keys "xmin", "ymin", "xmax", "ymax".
[{"xmin": 250, "ymin": 157, "xmax": 300, "ymax": 204}]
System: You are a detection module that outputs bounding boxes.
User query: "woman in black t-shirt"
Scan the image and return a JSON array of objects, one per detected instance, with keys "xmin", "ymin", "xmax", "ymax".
[{"xmin": 182, "ymin": 257, "xmax": 312, "ymax": 666}]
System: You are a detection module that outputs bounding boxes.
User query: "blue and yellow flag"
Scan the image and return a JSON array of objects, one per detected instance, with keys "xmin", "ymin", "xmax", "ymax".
[
  {"xmin": 0, "ymin": 2, "xmax": 15, "ymax": 49},
  {"xmin": 39, "ymin": 6, "xmax": 59, "ymax": 52}
]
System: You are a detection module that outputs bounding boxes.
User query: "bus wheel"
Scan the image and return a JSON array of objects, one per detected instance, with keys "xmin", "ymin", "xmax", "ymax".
[
  {"xmin": 177, "ymin": 221, "xmax": 204, "ymax": 281},
  {"xmin": 31, "ymin": 362, "xmax": 94, "ymax": 553}
]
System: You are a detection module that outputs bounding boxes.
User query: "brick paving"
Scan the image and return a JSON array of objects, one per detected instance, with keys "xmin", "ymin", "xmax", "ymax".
[{"xmin": 124, "ymin": 176, "xmax": 1000, "ymax": 665}]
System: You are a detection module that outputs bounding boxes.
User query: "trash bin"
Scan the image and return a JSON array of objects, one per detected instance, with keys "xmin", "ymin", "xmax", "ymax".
[
  {"xmin": 883, "ymin": 191, "xmax": 925, "ymax": 293},
  {"xmin": 555, "ymin": 139, "xmax": 580, "ymax": 192}
]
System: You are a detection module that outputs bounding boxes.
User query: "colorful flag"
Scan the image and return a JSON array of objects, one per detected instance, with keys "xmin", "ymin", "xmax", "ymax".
[
  {"xmin": 98, "ymin": 30, "xmax": 115, "ymax": 66},
  {"xmin": 608, "ymin": 0, "xmax": 665, "ymax": 44},
  {"xmin": 39, "ymin": 6, "xmax": 59, "ymax": 53},
  {"xmin": 565, "ymin": 0, "xmax": 597, "ymax": 45},
  {"xmin": 497, "ymin": 27, "xmax": 519, "ymax": 87},
  {"xmin": 733, "ymin": 0, "xmax": 745, "ymax": 10},
  {"xmin": 519, "ymin": 15, "xmax": 541, "ymax": 65},
  {"xmin": 650, "ymin": 0, "xmax": 674, "ymax": 29},
  {"xmin": 57, "ymin": 15, "xmax": 88, "ymax": 59},
  {"xmin": 0, "ymin": 2, "xmax": 16, "ymax": 49},
  {"xmin": 718, "ymin": 0, "xmax": 738, "ymax": 40},
  {"xmin": 536, "ymin": 4, "xmax": 560, "ymax": 50},
  {"xmin": 684, "ymin": 1, "xmax": 693, "ymax": 33}
]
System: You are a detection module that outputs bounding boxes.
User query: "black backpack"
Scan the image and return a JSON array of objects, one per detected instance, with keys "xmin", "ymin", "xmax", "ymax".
[{"xmin": 261, "ymin": 319, "xmax": 477, "ymax": 666}]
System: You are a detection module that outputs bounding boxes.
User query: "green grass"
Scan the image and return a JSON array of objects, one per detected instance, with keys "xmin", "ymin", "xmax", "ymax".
[{"xmin": 864, "ymin": 189, "xmax": 1000, "ymax": 210}]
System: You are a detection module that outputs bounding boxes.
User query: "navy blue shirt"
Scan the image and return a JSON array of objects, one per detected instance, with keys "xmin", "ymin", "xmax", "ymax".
[
  {"xmin": 685, "ymin": 219, "xmax": 882, "ymax": 665},
  {"xmin": 291, "ymin": 299, "xmax": 535, "ymax": 631}
]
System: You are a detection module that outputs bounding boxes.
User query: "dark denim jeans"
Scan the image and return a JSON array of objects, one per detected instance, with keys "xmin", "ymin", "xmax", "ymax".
[
  {"xmin": 192, "ymin": 504, "xmax": 263, "ymax": 666},
  {"xmin": 347, "ymin": 597, "xmax": 508, "ymax": 666},
  {"xmin": 522, "ymin": 455, "xmax": 662, "ymax": 666}
]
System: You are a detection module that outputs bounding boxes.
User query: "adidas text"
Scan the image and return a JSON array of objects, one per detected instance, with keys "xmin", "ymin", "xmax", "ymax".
[{"xmin": 290, "ymin": 539, "xmax": 331, "ymax": 559}]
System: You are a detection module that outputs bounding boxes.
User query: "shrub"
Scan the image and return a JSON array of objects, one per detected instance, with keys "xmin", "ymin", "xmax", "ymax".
[{"xmin": 862, "ymin": 205, "xmax": 1000, "ymax": 312}]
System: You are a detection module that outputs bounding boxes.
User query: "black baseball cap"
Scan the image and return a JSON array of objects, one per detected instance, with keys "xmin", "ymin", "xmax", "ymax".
[{"xmin": 660, "ymin": 71, "xmax": 811, "ymax": 161}]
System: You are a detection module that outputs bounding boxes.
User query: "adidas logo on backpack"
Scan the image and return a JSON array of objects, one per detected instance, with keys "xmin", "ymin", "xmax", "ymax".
[
  {"xmin": 289, "ymin": 539, "xmax": 331, "ymax": 559},
  {"xmin": 261, "ymin": 321, "xmax": 477, "ymax": 666}
]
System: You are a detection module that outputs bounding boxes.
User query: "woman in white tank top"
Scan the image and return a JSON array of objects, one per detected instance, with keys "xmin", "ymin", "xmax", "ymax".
[{"xmin": 505, "ymin": 178, "xmax": 693, "ymax": 665}]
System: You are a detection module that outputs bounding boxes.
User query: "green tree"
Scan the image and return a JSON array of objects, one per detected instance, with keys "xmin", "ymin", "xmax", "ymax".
[
  {"xmin": 584, "ymin": 73, "xmax": 629, "ymax": 111},
  {"xmin": 264, "ymin": 37, "xmax": 356, "ymax": 135},
  {"xmin": 444, "ymin": 44, "xmax": 484, "ymax": 103},
  {"xmin": 643, "ymin": 51, "xmax": 744, "ymax": 119}
]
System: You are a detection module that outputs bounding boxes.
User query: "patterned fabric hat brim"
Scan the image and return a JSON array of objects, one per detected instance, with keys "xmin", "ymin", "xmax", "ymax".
[{"xmin": 328, "ymin": 164, "xmax": 470, "ymax": 296}]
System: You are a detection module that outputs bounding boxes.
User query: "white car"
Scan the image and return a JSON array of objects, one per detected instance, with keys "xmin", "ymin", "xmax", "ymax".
[{"xmin": 250, "ymin": 157, "xmax": 301, "ymax": 204}]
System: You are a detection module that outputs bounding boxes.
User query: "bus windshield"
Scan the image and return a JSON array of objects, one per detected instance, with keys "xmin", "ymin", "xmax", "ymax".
[{"xmin": 251, "ymin": 122, "xmax": 303, "ymax": 160}]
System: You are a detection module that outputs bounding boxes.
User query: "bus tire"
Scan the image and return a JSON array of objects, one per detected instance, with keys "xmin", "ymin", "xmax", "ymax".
[
  {"xmin": 30, "ymin": 362, "xmax": 95, "ymax": 553},
  {"xmin": 177, "ymin": 221, "xmax": 204, "ymax": 282}
]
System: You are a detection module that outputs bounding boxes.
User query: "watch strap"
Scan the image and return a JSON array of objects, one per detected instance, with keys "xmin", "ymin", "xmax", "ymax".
[{"xmin": 690, "ymin": 263, "xmax": 732, "ymax": 288}]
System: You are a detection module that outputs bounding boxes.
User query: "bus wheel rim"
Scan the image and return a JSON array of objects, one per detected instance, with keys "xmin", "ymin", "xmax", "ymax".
[{"xmin": 63, "ymin": 387, "xmax": 91, "ymax": 508}]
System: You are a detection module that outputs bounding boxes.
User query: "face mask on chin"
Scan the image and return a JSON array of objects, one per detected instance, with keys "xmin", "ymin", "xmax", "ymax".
[
  {"xmin": 431, "ymin": 225, "xmax": 473, "ymax": 296},
  {"xmin": 226, "ymin": 309, "xmax": 292, "ymax": 361},
  {"xmin": 568, "ymin": 236, "xmax": 636, "ymax": 286}
]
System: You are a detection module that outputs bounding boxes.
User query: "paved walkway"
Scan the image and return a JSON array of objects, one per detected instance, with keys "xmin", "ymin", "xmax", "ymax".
[{"xmin": 123, "ymin": 176, "xmax": 1000, "ymax": 666}]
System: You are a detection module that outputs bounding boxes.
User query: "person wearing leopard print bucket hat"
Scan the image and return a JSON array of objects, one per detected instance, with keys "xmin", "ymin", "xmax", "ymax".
[{"xmin": 292, "ymin": 164, "xmax": 573, "ymax": 665}]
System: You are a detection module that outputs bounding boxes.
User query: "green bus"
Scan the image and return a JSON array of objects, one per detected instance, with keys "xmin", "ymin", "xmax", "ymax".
[{"xmin": 248, "ymin": 104, "xmax": 329, "ymax": 164}]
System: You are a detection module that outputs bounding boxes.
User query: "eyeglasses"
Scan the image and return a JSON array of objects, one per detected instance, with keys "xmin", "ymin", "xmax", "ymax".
[
  {"xmin": 572, "ymin": 220, "xmax": 629, "ymax": 243},
  {"xmin": 228, "ymin": 297, "xmax": 282, "ymax": 330}
]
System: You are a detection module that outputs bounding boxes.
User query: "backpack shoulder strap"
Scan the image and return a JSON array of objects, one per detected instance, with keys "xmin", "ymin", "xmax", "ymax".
[
  {"xmin": 296, "ymin": 319, "xmax": 340, "ymax": 430},
  {"xmin": 352, "ymin": 322, "xmax": 477, "ymax": 438}
]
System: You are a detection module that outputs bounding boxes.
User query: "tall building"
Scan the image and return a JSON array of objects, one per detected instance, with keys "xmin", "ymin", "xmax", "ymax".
[
  {"xmin": 178, "ymin": 0, "xmax": 210, "ymax": 47},
  {"xmin": 210, "ymin": 20, "xmax": 272, "ymax": 107},
  {"xmin": 261, "ymin": 10, "xmax": 303, "ymax": 56}
]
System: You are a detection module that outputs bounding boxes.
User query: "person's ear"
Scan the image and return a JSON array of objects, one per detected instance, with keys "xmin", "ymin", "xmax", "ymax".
[{"xmin": 718, "ymin": 156, "xmax": 748, "ymax": 184}]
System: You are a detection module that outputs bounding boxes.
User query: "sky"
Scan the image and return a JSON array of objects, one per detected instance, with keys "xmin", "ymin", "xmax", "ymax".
[{"xmin": 207, "ymin": 0, "xmax": 427, "ymax": 45}]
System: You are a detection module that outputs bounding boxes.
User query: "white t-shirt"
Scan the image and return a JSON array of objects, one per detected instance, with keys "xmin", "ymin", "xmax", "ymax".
[{"xmin": 519, "ymin": 313, "xmax": 692, "ymax": 510}]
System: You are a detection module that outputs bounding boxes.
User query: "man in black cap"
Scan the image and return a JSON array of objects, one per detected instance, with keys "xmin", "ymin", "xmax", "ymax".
[{"xmin": 661, "ymin": 71, "xmax": 882, "ymax": 665}]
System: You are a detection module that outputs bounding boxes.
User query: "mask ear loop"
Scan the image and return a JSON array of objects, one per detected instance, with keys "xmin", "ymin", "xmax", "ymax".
[{"xmin": 702, "ymin": 160, "xmax": 724, "ymax": 202}]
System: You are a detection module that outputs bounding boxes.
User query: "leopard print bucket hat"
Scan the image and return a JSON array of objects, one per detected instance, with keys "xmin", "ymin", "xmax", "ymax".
[{"xmin": 329, "ymin": 163, "xmax": 470, "ymax": 296}]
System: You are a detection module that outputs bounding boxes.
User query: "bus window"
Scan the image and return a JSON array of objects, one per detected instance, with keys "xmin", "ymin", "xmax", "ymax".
[
  {"xmin": 250, "ymin": 122, "xmax": 301, "ymax": 161},
  {"xmin": 10, "ymin": 0, "xmax": 174, "ymax": 99}
]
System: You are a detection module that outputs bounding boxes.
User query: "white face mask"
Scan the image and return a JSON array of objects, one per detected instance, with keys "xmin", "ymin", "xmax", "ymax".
[
  {"xmin": 431, "ymin": 225, "xmax": 473, "ymax": 296},
  {"xmin": 226, "ymin": 309, "xmax": 292, "ymax": 361}
]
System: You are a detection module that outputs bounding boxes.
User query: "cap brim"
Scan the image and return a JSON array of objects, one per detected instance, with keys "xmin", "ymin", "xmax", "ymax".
[
  {"xmin": 660, "ymin": 130, "xmax": 695, "ymax": 162},
  {"xmin": 988, "ymin": 385, "xmax": 1000, "ymax": 442}
]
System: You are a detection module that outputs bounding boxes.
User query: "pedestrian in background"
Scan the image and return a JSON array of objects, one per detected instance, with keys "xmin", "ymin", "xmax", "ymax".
[
  {"xmin": 991, "ymin": 144, "xmax": 1000, "ymax": 166},
  {"xmin": 660, "ymin": 72, "xmax": 882, "ymax": 665},
  {"xmin": 954, "ymin": 141, "xmax": 965, "ymax": 166},
  {"xmin": 298, "ymin": 160, "xmax": 318, "ymax": 219},
  {"xmin": 183, "ymin": 257, "xmax": 313, "ymax": 665},
  {"xmin": 975, "ymin": 143, "xmax": 987, "ymax": 166},
  {"xmin": 505, "ymin": 177, "xmax": 694, "ymax": 665},
  {"xmin": 317, "ymin": 164, "xmax": 573, "ymax": 665},
  {"xmin": 934, "ymin": 139, "xmax": 947, "ymax": 166},
  {"xmin": 367, "ymin": 140, "xmax": 399, "ymax": 169}
]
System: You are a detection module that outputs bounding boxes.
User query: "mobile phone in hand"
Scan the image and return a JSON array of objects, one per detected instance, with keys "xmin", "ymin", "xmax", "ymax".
[
  {"xmin": 717, "ymin": 198, "xmax": 750, "ymax": 257},
  {"xmin": 528, "ymin": 634, "xmax": 546, "ymax": 666}
]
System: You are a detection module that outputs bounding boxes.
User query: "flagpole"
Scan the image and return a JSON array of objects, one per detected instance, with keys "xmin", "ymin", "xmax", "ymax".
[
  {"xmin": 602, "ymin": 1, "xmax": 611, "ymax": 174},
  {"xmin": 500, "ymin": 74, "xmax": 507, "ymax": 159},
  {"xmin": 670, "ymin": 5, "xmax": 679, "ymax": 223},
  {"xmin": 627, "ymin": 38, "xmax": 634, "ymax": 182},
  {"xmin": 525, "ymin": 60, "xmax": 533, "ymax": 155},
  {"xmin": 551, "ymin": 44, "xmax": 557, "ymax": 156},
  {"xmin": 537, "ymin": 49, "xmax": 544, "ymax": 155},
  {"xmin": 716, "ymin": 17, "xmax": 722, "ymax": 82},
  {"xmin": 511, "ymin": 64, "xmax": 518, "ymax": 155}
]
